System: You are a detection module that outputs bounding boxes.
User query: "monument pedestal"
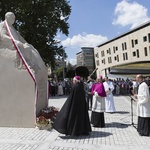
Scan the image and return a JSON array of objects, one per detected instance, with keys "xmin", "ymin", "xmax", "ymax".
[
  {"xmin": 0, "ymin": 12, "xmax": 48, "ymax": 127},
  {"xmin": 0, "ymin": 55, "xmax": 37, "ymax": 127}
]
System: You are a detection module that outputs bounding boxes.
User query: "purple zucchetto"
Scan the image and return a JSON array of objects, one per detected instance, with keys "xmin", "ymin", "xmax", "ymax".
[
  {"xmin": 73, "ymin": 76, "xmax": 80, "ymax": 81},
  {"xmin": 97, "ymin": 75, "xmax": 102, "ymax": 79}
]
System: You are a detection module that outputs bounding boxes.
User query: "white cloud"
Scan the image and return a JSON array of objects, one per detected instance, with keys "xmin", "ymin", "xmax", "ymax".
[
  {"xmin": 55, "ymin": 34, "xmax": 61, "ymax": 40},
  {"xmin": 61, "ymin": 33, "xmax": 108, "ymax": 48},
  {"xmin": 61, "ymin": 33, "xmax": 108, "ymax": 65},
  {"xmin": 113, "ymin": 0, "xmax": 150, "ymax": 29},
  {"xmin": 67, "ymin": 58, "xmax": 76, "ymax": 65}
]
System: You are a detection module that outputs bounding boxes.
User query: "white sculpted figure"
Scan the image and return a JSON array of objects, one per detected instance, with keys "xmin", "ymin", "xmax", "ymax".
[
  {"xmin": 0, "ymin": 12, "xmax": 45, "ymax": 71},
  {"xmin": 0, "ymin": 12, "xmax": 48, "ymax": 127}
]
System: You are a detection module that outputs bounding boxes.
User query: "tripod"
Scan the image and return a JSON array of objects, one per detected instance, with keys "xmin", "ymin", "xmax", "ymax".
[{"xmin": 129, "ymin": 94, "xmax": 137, "ymax": 129}]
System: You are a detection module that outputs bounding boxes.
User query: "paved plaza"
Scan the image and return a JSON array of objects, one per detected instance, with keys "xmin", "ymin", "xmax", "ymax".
[{"xmin": 0, "ymin": 95, "xmax": 150, "ymax": 150}]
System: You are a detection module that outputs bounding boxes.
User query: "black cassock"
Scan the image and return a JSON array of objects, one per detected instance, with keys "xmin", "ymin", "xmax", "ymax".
[{"xmin": 53, "ymin": 81, "xmax": 91, "ymax": 136}]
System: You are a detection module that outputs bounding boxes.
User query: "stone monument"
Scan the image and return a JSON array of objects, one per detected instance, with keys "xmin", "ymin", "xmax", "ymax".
[{"xmin": 0, "ymin": 12, "xmax": 48, "ymax": 127}]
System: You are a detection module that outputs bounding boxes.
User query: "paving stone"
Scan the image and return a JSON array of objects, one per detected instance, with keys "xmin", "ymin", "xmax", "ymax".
[{"xmin": 0, "ymin": 95, "xmax": 149, "ymax": 150}]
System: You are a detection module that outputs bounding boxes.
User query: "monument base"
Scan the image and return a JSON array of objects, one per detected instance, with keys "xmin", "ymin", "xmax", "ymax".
[{"xmin": 0, "ymin": 53, "xmax": 36, "ymax": 127}]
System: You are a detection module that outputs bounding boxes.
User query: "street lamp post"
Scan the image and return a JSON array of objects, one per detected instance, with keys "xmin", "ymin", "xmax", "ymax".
[{"xmin": 62, "ymin": 50, "xmax": 66, "ymax": 80}]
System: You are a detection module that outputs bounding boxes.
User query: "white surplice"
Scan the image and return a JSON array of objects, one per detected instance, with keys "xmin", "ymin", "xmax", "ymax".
[{"xmin": 103, "ymin": 81, "xmax": 116, "ymax": 112}]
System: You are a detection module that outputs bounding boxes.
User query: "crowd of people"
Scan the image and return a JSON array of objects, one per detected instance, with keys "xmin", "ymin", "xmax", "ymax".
[
  {"xmin": 49, "ymin": 79, "xmax": 72, "ymax": 97},
  {"xmin": 49, "ymin": 76, "xmax": 150, "ymax": 98},
  {"xmin": 51, "ymin": 74, "xmax": 150, "ymax": 137}
]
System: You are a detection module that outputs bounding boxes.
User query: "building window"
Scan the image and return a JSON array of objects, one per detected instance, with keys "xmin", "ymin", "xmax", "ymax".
[
  {"xmin": 144, "ymin": 47, "xmax": 148, "ymax": 56},
  {"xmin": 135, "ymin": 39, "xmax": 138, "ymax": 45},
  {"xmin": 123, "ymin": 53, "xmax": 128, "ymax": 60},
  {"xmin": 133, "ymin": 51, "xmax": 136, "ymax": 57},
  {"xmin": 136, "ymin": 49, "xmax": 139, "ymax": 58},
  {"xmin": 143, "ymin": 36, "xmax": 147, "ymax": 42},
  {"xmin": 124, "ymin": 42, "xmax": 127, "ymax": 50},
  {"xmin": 109, "ymin": 48, "xmax": 111, "ymax": 54},
  {"xmin": 122, "ymin": 42, "xmax": 127, "ymax": 51},
  {"xmin": 122, "ymin": 43, "xmax": 124, "ymax": 51},
  {"xmin": 114, "ymin": 56, "xmax": 117, "ymax": 61},
  {"xmin": 101, "ymin": 50, "xmax": 105, "ymax": 57},
  {"xmin": 117, "ymin": 55, "xmax": 119, "ymax": 62},
  {"xmin": 131, "ymin": 40, "xmax": 134, "ymax": 48},
  {"xmin": 96, "ymin": 60, "xmax": 99, "ymax": 66},
  {"xmin": 125, "ymin": 52, "xmax": 128, "ymax": 60},
  {"xmin": 113, "ymin": 46, "xmax": 115, "ymax": 53},
  {"xmin": 123, "ymin": 53, "xmax": 125, "ymax": 60},
  {"xmin": 148, "ymin": 33, "xmax": 150, "ymax": 43},
  {"xmin": 108, "ymin": 57, "xmax": 112, "ymax": 63},
  {"xmin": 102, "ymin": 59, "xmax": 105, "ymax": 64},
  {"xmin": 106, "ymin": 49, "xmax": 111, "ymax": 54},
  {"xmin": 116, "ymin": 47, "xmax": 118, "ymax": 51},
  {"xmin": 95, "ymin": 53, "xmax": 99, "ymax": 58}
]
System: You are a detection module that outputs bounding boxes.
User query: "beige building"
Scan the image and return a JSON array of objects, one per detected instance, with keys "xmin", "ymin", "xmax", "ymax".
[
  {"xmin": 94, "ymin": 21, "xmax": 150, "ymax": 77},
  {"xmin": 76, "ymin": 47, "xmax": 95, "ymax": 74}
]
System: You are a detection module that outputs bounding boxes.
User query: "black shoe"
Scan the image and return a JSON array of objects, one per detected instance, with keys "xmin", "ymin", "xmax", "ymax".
[
  {"xmin": 138, "ymin": 133, "xmax": 148, "ymax": 136},
  {"xmin": 138, "ymin": 133, "xmax": 143, "ymax": 136}
]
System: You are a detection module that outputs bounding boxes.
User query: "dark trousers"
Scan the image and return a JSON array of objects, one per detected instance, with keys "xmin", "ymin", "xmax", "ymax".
[
  {"xmin": 137, "ymin": 116, "xmax": 150, "ymax": 136},
  {"xmin": 91, "ymin": 111, "xmax": 105, "ymax": 127},
  {"xmin": 50, "ymin": 86, "xmax": 55, "ymax": 96},
  {"xmin": 87, "ymin": 94, "xmax": 93, "ymax": 109}
]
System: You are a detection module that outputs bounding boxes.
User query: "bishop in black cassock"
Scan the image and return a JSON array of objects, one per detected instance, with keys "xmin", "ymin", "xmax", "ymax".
[{"xmin": 53, "ymin": 76, "xmax": 91, "ymax": 136}]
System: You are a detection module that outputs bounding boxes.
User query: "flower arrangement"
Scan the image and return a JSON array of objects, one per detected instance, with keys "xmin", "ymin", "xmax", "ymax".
[{"xmin": 36, "ymin": 106, "xmax": 59, "ymax": 130}]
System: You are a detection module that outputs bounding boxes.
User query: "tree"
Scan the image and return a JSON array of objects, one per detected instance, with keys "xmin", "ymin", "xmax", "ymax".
[
  {"xmin": 54, "ymin": 66, "xmax": 63, "ymax": 80},
  {"xmin": 66, "ymin": 70, "xmax": 75, "ymax": 78},
  {"xmin": 64, "ymin": 62, "xmax": 75, "ymax": 78},
  {"xmin": 0, "ymin": 0, "xmax": 71, "ymax": 68},
  {"xmin": 75, "ymin": 66, "xmax": 89, "ymax": 78},
  {"xmin": 66, "ymin": 61, "xmax": 74, "ymax": 70}
]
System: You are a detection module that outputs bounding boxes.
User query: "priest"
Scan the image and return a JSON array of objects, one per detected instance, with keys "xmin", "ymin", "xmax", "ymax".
[
  {"xmin": 103, "ymin": 77, "xmax": 116, "ymax": 113},
  {"xmin": 134, "ymin": 74, "xmax": 150, "ymax": 136}
]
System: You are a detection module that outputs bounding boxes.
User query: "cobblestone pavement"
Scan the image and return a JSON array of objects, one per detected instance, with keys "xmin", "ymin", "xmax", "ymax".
[{"xmin": 0, "ymin": 95, "xmax": 150, "ymax": 150}]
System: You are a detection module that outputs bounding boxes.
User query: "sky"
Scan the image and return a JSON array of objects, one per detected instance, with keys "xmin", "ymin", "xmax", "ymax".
[{"xmin": 57, "ymin": 0, "xmax": 150, "ymax": 65}]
